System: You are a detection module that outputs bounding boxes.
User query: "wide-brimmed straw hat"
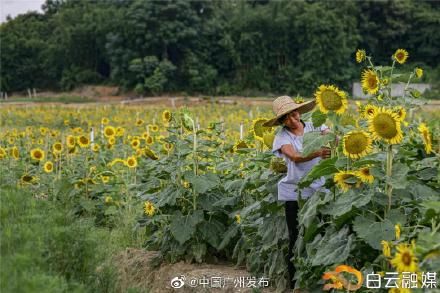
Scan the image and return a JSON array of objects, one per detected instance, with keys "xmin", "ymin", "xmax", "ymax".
[{"xmin": 263, "ymin": 96, "xmax": 316, "ymax": 127}]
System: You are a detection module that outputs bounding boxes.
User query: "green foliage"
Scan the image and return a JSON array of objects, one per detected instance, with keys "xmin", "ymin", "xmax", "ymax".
[{"xmin": 1, "ymin": 0, "xmax": 439, "ymax": 95}]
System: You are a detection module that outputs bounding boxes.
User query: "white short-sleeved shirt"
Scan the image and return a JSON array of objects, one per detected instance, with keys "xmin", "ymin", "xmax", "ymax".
[{"xmin": 272, "ymin": 122, "xmax": 329, "ymax": 201}]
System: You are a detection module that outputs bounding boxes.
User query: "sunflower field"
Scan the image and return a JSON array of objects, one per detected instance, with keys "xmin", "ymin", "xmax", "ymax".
[{"xmin": 0, "ymin": 50, "xmax": 439, "ymax": 293}]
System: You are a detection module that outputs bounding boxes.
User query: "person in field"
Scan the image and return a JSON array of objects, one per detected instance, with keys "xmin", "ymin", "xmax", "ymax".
[{"xmin": 263, "ymin": 96, "xmax": 331, "ymax": 291}]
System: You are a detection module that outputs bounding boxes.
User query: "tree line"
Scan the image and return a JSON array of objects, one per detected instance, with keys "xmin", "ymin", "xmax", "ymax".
[{"xmin": 1, "ymin": 0, "xmax": 439, "ymax": 96}]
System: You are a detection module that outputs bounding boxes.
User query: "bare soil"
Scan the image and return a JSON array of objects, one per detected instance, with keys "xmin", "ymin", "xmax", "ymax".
[{"xmin": 112, "ymin": 248, "xmax": 277, "ymax": 293}]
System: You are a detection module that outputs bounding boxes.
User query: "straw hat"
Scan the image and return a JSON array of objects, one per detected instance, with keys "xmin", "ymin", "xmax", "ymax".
[{"xmin": 263, "ymin": 96, "xmax": 316, "ymax": 127}]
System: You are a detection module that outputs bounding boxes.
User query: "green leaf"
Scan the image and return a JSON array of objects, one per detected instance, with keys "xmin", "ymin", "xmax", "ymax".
[
  {"xmin": 218, "ymin": 225, "xmax": 238, "ymax": 250},
  {"xmin": 191, "ymin": 243, "xmax": 207, "ymax": 263},
  {"xmin": 387, "ymin": 162, "xmax": 409, "ymax": 189},
  {"xmin": 170, "ymin": 210, "xmax": 204, "ymax": 245},
  {"xmin": 311, "ymin": 110, "xmax": 327, "ymax": 128},
  {"xmin": 321, "ymin": 189, "xmax": 373, "ymax": 217},
  {"xmin": 308, "ymin": 226, "xmax": 353, "ymax": 266},
  {"xmin": 299, "ymin": 157, "xmax": 338, "ymax": 188},
  {"xmin": 104, "ymin": 206, "xmax": 118, "ymax": 215},
  {"xmin": 353, "ymin": 215, "xmax": 394, "ymax": 250},
  {"xmin": 302, "ymin": 132, "xmax": 335, "ymax": 156},
  {"xmin": 198, "ymin": 220, "xmax": 225, "ymax": 249},
  {"xmin": 185, "ymin": 172, "xmax": 220, "ymax": 194}
]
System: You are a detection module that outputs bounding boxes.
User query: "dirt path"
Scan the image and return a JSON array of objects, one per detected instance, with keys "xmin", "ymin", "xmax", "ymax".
[{"xmin": 112, "ymin": 248, "xmax": 277, "ymax": 293}]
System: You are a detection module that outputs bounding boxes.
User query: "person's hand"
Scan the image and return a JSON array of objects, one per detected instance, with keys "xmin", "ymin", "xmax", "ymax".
[{"xmin": 319, "ymin": 147, "xmax": 331, "ymax": 159}]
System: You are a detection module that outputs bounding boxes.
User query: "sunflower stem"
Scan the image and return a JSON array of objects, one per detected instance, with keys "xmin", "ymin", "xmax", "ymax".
[{"xmin": 386, "ymin": 144, "xmax": 393, "ymax": 211}]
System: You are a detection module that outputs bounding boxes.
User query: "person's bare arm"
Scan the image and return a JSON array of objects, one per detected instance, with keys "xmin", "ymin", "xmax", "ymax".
[{"xmin": 280, "ymin": 144, "xmax": 330, "ymax": 163}]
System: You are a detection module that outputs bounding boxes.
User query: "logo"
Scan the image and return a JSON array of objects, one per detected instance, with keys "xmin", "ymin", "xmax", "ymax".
[{"xmin": 170, "ymin": 275, "xmax": 186, "ymax": 289}]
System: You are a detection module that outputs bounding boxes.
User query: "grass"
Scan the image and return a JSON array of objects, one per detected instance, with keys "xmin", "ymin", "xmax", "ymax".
[
  {"xmin": 0, "ymin": 96, "xmax": 96, "ymax": 104},
  {"xmin": 0, "ymin": 185, "xmax": 145, "ymax": 293}
]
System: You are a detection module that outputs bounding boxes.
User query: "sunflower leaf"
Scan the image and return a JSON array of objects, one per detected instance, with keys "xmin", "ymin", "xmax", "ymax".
[
  {"xmin": 170, "ymin": 210, "xmax": 204, "ymax": 245},
  {"xmin": 353, "ymin": 215, "xmax": 394, "ymax": 250},
  {"xmin": 299, "ymin": 157, "xmax": 338, "ymax": 188},
  {"xmin": 311, "ymin": 110, "xmax": 327, "ymax": 128},
  {"xmin": 302, "ymin": 132, "xmax": 335, "ymax": 156},
  {"xmin": 321, "ymin": 189, "xmax": 373, "ymax": 217}
]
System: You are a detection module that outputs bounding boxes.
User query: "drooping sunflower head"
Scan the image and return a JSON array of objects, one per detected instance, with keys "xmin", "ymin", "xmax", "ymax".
[
  {"xmin": 368, "ymin": 107, "xmax": 403, "ymax": 144},
  {"xmin": 104, "ymin": 126, "xmax": 116, "ymax": 138},
  {"xmin": 162, "ymin": 110, "xmax": 172, "ymax": 123},
  {"xmin": 355, "ymin": 166, "xmax": 374, "ymax": 183},
  {"xmin": 393, "ymin": 49, "xmax": 409, "ymax": 64},
  {"xmin": 43, "ymin": 161, "xmax": 54, "ymax": 173},
  {"xmin": 418, "ymin": 123, "xmax": 432, "ymax": 154},
  {"xmin": 262, "ymin": 131, "xmax": 275, "ymax": 149},
  {"xmin": 333, "ymin": 170, "xmax": 360, "ymax": 192},
  {"xmin": 10, "ymin": 147, "xmax": 19, "ymax": 160},
  {"xmin": 233, "ymin": 140, "xmax": 249, "ymax": 153},
  {"xmin": 144, "ymin": 147, "xmax": 159, "ymax": 160},
  {"xmin": 355, "ymin": 49, "xmax": 366, "ymax": 63},
  {"xmin": 314, "ymin": 84, "xmax": 348, "ymax": 115},
  {"xmin": 361, "ymin": 69, "xmax": 380, "ymax": 95},
  {"xmin": 145, "ymin": 135, "xmax": 154, "ymax": 145},
  {"xmin": 391, "ymin": 243, "xmax": 418, "ymax": 272},
  {"xmin": 30, "ymin": 148, "xmax": 45, "ymax": 161},
  {"xmin": 77, "ymin": 135, "xmax": 90, "ymax": 148},
  {"xmin": 252, "ymin": 118, "xmax": 270, "ymax": 140},
  {"xmin": 415, "ymin": 67, "xmax": 423, "ymax": 78},
  {"xmin": 144, "ymin": 201, "xmax": 155, "ymax": 217},
  {"xmin": 342, "ymin": 130, "xmax": 373, "ymax": 159},
  {"xmin": 21, "ymin": 174, "xmax": 37, "ymax": 184},
  {"xmin": 392, "ymin": 106, "xmax": 406, "ymax": 122}
]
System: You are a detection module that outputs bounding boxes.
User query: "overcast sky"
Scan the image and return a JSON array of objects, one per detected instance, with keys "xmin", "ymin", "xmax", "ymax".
[{"xmin": 1, "ymin": 0, "xmax": 45, "ymax": 23}]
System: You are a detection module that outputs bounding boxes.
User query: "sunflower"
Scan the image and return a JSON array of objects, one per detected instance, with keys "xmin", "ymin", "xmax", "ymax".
[
  {"xmin": 125, "ymin": 156, "xmax": 138, "ymax": 168},
  {"xmin": 104, "ymin": 196, "xmax": 113, "ymax": 204},
  {"xmin": 131, "ymin": 139, "xmax": 141, "ymax": 149},
  {"xmin": 355, "ymin": 166, "xmax": 374, "ymax": 183},
  {"xmin": 77, "ymin": 135, "xmax": 90, "ymax": 148},
  {"xmin": 368, "ymin": 107, "xmax": 403, "ymax": 144},
  {"xmin": 145, "ymin": 135, "xmax": 154, "ymax": 145},
  {"xmin": 361, "ymin": 69, "xmax": 380, "ymax": 95},
  {"xmin": 135, "ymin": 119, "xmax": 144, "ymax": 126},
  {"xmin": 0, "ymin": 147, "xmax": 7, "ymax": 159},
  {"xmin": 418, "ymin": 123, "xmax": 432, "ymax": 154},
  {"xmin": 392, "ymin": 106, "xmax": 406, "ymax": 122},
  {"xmin": 333, "ymin": 170, "xmax": 360, "ymax": 192},
  {"xmin": 101, "ymin": 117, "xmax": 109, "ymax": 125},
  {"xmin": 342, "ymin": 130, "xmax": 373, "ymax": 159},
  {"xmin": 252, "ymin": 118, "xmax": 270, "ymax": 140},
  {"xmin": 116, "ymin": 127, "xmax": 125, "ymax": 137},
  {"xmin": 149, "ymin": 124, "xmax": 159, "ymax": 132},
  {"xmin": 143, "ymin": 201, "xmax": 155, "ymax": 216},
  {"xmin": 10, "ymin": 146, "xmax": 19, "ymax": 160},
  {"xmin": 66, "ymin": 135, "xmax": 76, "ymax": 148},
  {"xmin": 104, "ymin": 126, "xmax": 116, "ymax": 138},
  {"xmin": 415, "ymin": 67, "xmax": 423, "ymax": 78},
  {"xmin": 393, "ymin": 49, "xmax": 409, "ymax": 64},
  {"xmin": 163, "ymin": 143, "xmax": 174, "ymax": 152},
  {"xmin": 381, "ymin": 240, "xmax": 391, "ymax": 258},
  {"xmin": 92, "ymin": 144, "xmax": 100, "ymax": 152},
  {"xmin": 101, "ymin": 176, "xmax": 110, "ymax": 183},
  {"xmin": 30, "ymin": 148, "xmax": 45, "ymax": 161},
  {"xmin": 109, "ymin": 158, "xmax": 125, "ymax": 167},
  {"xmin": 144, "ymin": 147, "xmax": 158, "ymax": 160},
  {"xmin": 20, "ymin": 174, "xmax": 37, "ymax": 184},
  {"xmin": 355, "ymin": 49, "xmax": 366, "ymax": 63},
  {"xmin": 108, "ymin": 136, "xmax": 116, "ymax": 145},
  {"xmin": 363, "ymin": 104, "xmax": 378, "ymax": 118},
  {"xmin": 391, "ymin": 243, "xmax": 418, "ymax": 272},
  {"xmin": 43, "ymin": 161, "xmax": 54, "ymax": 173},
  {"xmin": 314, "ymin": 84, "xmax": 348, "ymax": 115},
  {"xmin": 162, "ymin": 110, "xmax": 172, "ymax": 123},
  {"xmin": 52, "ymin": 142, "xmax": 63, "ymax": 154}
]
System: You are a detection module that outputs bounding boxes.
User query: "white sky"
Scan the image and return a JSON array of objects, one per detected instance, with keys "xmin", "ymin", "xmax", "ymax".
[{"xmin": 1, "ymin": 0, "xmax": 45, "ymax": 23}]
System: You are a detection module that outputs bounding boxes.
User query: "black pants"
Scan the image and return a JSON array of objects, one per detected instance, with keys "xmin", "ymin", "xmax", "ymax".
[{"xmin": 285, "ymin": 201, "xmax": 299, "ymax": 289}]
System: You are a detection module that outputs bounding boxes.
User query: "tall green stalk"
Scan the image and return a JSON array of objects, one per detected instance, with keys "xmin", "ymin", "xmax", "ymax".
[{"xmin": 386, "ymin": 144, "xmax": 393, "ymax": 211}]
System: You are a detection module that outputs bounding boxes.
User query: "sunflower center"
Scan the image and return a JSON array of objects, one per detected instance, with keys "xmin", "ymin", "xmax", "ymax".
[
  {"xmin": 35, "ymin": 152, "xmax": 42, "ymax": 159},
  {"xmin": 345, "ymin": 133, "xmax": 368, "ymax": 154},
  {"xmin": 401, "ymin": 252, "xmax": 412, "ymax": 266},
  {"xmin": 373, "ymin": 113, "xmax": 397, "ymax": 139},
  {"xmin": 396, "ymin": 52, "xmax": 404, "ymax": 60},
  {"xmin": 368, "ymin": 76, "xmax": 378, "ymax": 88},
  {"xmin": 321, "ymin": 90, "xmax": 342, "ymax": 110}
]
